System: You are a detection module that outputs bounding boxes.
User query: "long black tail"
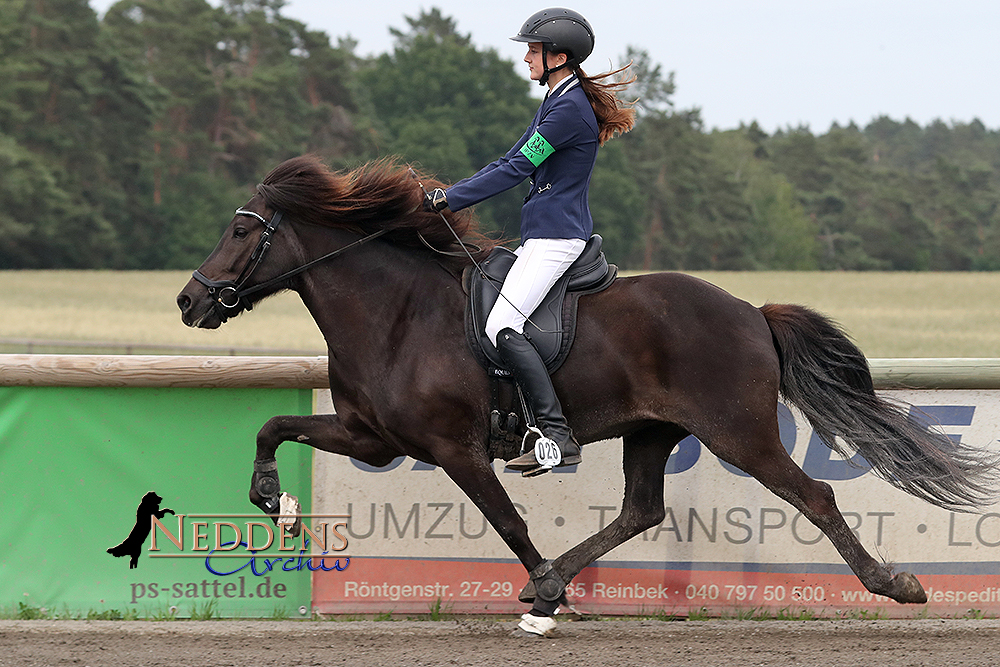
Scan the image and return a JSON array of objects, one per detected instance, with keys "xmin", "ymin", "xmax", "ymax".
[{"xmin": 761, "ymin": 303, "xmax": 999, "ymax": 512}]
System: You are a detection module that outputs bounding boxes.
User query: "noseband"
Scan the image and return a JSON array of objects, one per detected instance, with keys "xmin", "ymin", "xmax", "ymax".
[
  {"xmin": 193, "ymin": 208, "xmax": 284, "ymax": 314},
  {"xmin": 192, "ymin": 207, "xmax": 388, "ymax": 319}
]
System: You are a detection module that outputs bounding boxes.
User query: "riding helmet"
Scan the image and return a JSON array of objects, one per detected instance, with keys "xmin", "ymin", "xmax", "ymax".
[{"xmin": 510, "ymin": 8, "xmax": 595, "ymax": 68}]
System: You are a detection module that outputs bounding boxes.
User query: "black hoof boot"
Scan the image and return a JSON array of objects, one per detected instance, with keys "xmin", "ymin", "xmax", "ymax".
[
  {"xmin": 516, "ymin": 561, "xmax": 567, "ymax": 637},
  {"xmin": 249, "ymin": 458, "xmax": 281, "ymax": 517}
]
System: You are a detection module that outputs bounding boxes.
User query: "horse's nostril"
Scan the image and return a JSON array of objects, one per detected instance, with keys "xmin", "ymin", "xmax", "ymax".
[{"xmin": 177, "ymin": 294, "xmax": 191, "ymax": 312}]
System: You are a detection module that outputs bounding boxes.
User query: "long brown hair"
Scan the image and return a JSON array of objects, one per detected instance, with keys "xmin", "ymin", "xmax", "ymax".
[{"xmin": 576, "ymin": 63, "xmax": 636, "ymax": 145}]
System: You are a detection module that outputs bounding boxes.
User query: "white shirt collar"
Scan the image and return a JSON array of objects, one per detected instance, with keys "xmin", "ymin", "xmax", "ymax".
[{"xmin": 548, "ymin": 73, "xmax": 579, "ymax": 98}]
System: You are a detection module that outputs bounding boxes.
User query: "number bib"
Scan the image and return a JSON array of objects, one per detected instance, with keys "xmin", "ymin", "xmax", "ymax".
[{"xmin": 534, "ymin": 436, "xmax": 562, "ymax": 468}]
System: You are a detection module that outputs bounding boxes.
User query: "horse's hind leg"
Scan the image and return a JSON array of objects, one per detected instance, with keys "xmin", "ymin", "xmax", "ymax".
[
  {"xmin": 519, "ymin": 423, "xmax": 682, "ymax": 602},
  {"xmin": 714, "ymin": 426, "xmax": 927, "ymax": 604}
]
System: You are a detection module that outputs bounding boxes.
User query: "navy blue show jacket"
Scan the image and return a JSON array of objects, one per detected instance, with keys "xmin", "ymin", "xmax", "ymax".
[{"xmin": 445, "ymin": 75, "xmax": 599, "ymax": 241}]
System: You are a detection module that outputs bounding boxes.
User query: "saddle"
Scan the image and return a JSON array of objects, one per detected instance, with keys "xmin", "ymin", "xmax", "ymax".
[
  {"xmin": 464, "ymin": 234, "xmax": 617, "ymax": 374},
  {"xmin": 463, "ymin": 235, "xmax": 617, "ymax": 460}
]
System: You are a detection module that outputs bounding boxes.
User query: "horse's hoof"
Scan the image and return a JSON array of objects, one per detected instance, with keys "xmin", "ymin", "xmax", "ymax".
[
  {"xmin": 891, "ymin": 572, "xmax": 927, "ymax": 604},
  {"xmin": 516, "ymin": 613, "xmax": 557, "ymax": 637},
  {"xmin": 277, "ymin": 492, "xmax": 302, "ymax": 538}
]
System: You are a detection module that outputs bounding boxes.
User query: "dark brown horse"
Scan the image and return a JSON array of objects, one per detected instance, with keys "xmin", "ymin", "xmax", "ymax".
[{"xmin": 177, "ymin": 156, "xmax": 996, "ymax": 627}]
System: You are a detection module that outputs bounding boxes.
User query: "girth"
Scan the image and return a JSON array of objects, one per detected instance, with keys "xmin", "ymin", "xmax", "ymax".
[{"xmin": 464, "ymin": 234, "xmax": 617, "ymax": 375}]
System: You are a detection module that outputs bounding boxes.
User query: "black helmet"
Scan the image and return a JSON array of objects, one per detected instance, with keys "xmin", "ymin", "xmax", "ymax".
[{"xmin": 511, "ymin": 8, "xmax": 595, "ymax": 83}]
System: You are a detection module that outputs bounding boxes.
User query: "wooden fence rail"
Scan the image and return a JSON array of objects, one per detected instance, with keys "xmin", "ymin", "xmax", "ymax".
[
  {"xmin": 0, "ymin": 355, "xmax": 329, "ymax": 388},
  {"xmin": 3, "ymin": 355, "xmax": 1000, "ymax": 389}
]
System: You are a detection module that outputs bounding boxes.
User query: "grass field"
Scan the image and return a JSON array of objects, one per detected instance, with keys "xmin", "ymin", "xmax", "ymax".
[{"xmin": 2, "ymin": 270, "xmax": 1000, "ymax": 358}]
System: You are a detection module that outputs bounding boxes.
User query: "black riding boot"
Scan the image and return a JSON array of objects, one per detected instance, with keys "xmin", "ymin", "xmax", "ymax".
[{"xmin": 495, "ymin": 328, "xmax": 581, "ymax": 475}]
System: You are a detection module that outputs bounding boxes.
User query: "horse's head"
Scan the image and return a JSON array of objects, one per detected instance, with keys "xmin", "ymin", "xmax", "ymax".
[
  {"xmin": 178, "ymin": 155, "xmax": 497, "ymax": 330},
  {"xmin": 176, "ymin": 195, "xmax": 296, "ymax": 329}
]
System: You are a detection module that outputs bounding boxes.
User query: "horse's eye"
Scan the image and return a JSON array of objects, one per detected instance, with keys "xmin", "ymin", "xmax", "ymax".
[{"xmin": 233, "ymin": 226, "xmax": 250, "ymax": 239}]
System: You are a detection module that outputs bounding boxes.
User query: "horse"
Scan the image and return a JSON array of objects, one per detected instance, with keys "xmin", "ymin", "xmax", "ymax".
[{"xmin": 177, "ymin": 155, "xmax": 997, "ymax": 631}]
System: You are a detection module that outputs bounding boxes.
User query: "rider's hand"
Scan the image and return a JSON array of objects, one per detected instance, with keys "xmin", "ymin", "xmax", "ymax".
[{"xmin": 423, "ymin": 188, "xmax": 448, "ymax": 213}]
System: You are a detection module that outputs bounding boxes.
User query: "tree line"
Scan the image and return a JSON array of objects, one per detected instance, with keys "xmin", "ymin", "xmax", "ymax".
[{"xmin": 2, "ymin": 0, "xmax": 998, "ymax": 271}]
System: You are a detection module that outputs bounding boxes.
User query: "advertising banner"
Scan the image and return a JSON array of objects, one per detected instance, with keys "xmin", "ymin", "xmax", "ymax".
[
  {"xmin": 0, "ymin": 386, "xmax": 314, "ymax": 618},
  {"xmin": 311, "ymin": 390, "xmax": 1000, "ymax": 617}
]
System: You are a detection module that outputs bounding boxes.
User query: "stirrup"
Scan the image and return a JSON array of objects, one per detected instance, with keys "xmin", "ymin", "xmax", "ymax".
[{"xmin": 505, "ymin": 426, "xmax": 581, "ymax": 476}]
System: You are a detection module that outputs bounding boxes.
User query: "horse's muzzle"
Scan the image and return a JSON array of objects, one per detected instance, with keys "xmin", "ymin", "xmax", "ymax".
[{"xmin": 176, "ymin": 280, "xmax": 225, "ymax": 329}]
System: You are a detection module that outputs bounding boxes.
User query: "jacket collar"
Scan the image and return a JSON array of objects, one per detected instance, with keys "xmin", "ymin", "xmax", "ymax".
[{"xmin": 546, "ymin": 73, "xmax": 579, "ymax": 100}]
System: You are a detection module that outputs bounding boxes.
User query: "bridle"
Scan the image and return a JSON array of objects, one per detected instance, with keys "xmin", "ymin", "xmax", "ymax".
[{"xmin": 192, "ymin": 207, "xmax": 387, "ymax": 319}]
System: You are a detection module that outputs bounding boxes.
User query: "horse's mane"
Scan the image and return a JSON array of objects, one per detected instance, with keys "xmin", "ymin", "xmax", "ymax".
[{"xmin": 255, "ymin": 155, "xmax": 500, "ymax": 265}]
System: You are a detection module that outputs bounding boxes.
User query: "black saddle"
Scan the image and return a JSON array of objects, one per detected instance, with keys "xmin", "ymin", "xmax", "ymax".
[{"xmin": 464, "ymin": 234, "xmax": 617, "ymax": 375}]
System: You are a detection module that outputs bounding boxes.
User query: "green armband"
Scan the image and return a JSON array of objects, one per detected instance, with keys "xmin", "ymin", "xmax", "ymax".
[{"xmin": 519, "ymin": 130, "xmax": 555, "ymax": 167}]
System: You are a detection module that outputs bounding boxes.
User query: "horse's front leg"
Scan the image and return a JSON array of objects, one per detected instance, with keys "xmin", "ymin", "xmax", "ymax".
[
  {"xmin": 440, "ymin": 452, "xmax": 550, "ymax": 567},
  {"xmin": 438, "ymin": 449, "xmax": 573, "ymax": 635},
  {"xmin": 250, "ymin": 413, "xmax": 398, "ymax": 529},
  {"xmin": 440, "ymin": 451, "xmax": 545, "ymax": 571}
]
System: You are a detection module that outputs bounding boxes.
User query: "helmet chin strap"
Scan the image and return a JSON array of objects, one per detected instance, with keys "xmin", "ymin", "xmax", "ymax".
[{"xmin": 538, "ymin": 44, "xmax": 570, "ymax": 86}]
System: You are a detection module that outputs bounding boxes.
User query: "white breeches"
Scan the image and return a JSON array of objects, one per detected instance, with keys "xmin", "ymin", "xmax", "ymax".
[{"xmin": 485, "ymin": 237, "xmax": 587, "ymax": 346}]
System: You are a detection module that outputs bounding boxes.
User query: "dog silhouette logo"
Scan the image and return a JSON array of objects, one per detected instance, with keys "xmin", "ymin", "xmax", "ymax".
[{"xmin": 107, "ymin": 491, "xmax": 174, "ymax": 569}]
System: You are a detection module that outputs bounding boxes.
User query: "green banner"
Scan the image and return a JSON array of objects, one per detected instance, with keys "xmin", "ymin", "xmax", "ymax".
[{"xmin": 0, "ymin": 386, "xmax": 314, "ymax": 618}]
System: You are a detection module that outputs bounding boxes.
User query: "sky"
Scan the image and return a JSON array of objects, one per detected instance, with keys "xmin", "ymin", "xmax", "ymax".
[{"xmin": 89, "ymin": 0, "xmax": 1000, "ymax": 132}]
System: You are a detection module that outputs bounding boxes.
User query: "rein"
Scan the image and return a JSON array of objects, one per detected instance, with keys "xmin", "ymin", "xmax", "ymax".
[{"xmin": 193, "ymin": 207, "xmax": 388, "ymax": 317}]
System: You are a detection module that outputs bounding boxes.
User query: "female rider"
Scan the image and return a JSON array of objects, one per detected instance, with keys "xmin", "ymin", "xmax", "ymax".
[{"xmin": 425, "ymin": 8, "xmax": 635, "ymax": 476}]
